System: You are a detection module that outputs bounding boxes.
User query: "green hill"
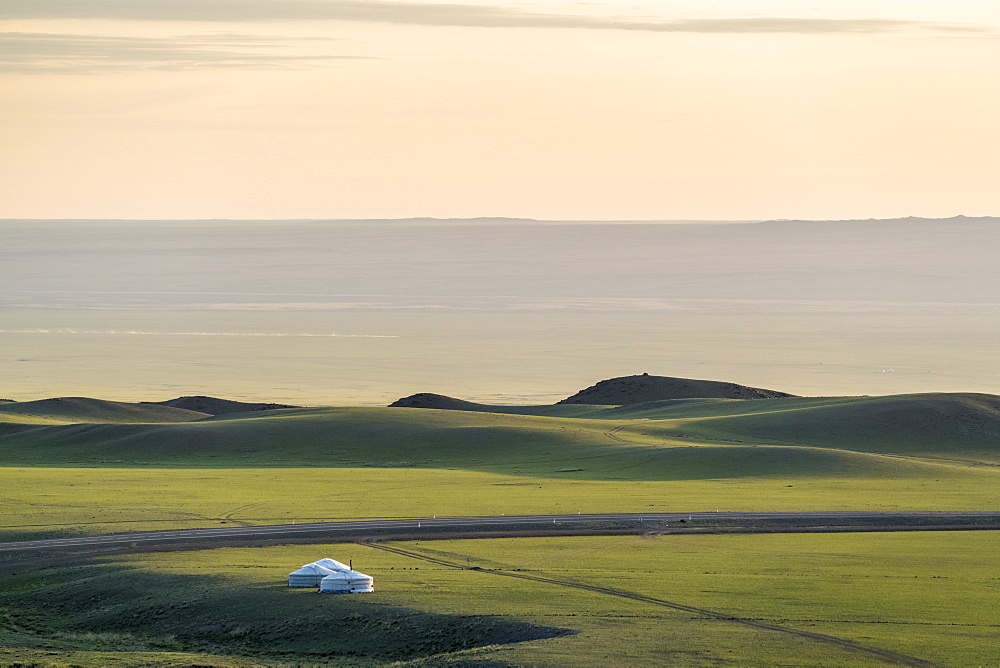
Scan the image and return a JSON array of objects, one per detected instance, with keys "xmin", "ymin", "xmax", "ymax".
[{"xmin": 656, "ymin": 393, "xmax": 1000, "ymax": 464}]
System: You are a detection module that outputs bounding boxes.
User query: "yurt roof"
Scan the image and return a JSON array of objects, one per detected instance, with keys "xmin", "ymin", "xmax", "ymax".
[{"xmin": 289, "ymin": 563, "xmax": 338, "ymax": 577}]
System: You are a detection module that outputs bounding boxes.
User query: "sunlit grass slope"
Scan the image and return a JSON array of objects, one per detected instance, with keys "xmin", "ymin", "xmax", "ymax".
[
  {"xmin": 2, "ymin": 407, "xmax": 645, "ymax": 472},
  {"xmin": 670, "ymin": 392, "xmax": 1000, "ymax": 463},
  {"xmin": 0, "ymin": 408, "xmax": 982, "ymax": 481},
  {"xmin": 389, "ymin": 393, "xmax": 1000, "ymax": 464}
]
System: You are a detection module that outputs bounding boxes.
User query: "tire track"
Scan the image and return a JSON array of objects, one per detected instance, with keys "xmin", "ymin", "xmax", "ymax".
[
  {"xmin": 219, "ymin": 502, "xmax": 263, "ymax": 526},
  {"xmin": 604, "ymin": 424, "xmax": 630, "ymax": 443},
  {"xmin": 363, "ymin": 543, "xmax": 938, "ymax": 668}
]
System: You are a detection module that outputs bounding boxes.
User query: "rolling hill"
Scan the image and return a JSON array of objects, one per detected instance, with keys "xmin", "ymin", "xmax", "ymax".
[
  {"xmin": 0, "ymin": 397, "xmax": 208, "ymax": 425},
  {"xmin": 673, "ymin": 392, "xmax": 1000, "ymax": 461},
  {"xmin": 1, "ymin": 390, "xmax": 998, "ymax": 476}
]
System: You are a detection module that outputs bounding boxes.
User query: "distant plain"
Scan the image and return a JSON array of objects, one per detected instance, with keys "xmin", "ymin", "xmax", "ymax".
[{"xmin": 3, "ymin": 218, "xmax": 998, "ymax": 404}]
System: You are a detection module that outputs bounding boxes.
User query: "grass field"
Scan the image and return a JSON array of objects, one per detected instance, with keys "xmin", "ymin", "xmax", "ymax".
[
  {"xmin": 2, "ymin": 532, "xmax": 997, "ymax": 666},
  {"xmin": 1, "ymin": 392, "xmax": 998, "ymax": 665},
  {"xmin": 1, "ymin": 466, "xmax": 998, "ymax": 542}
]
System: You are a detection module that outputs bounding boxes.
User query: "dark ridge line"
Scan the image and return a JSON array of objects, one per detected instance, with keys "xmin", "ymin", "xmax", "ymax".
[{"xmin": 363, "ymin": 543, "xmax": 939, "ymax": 668}]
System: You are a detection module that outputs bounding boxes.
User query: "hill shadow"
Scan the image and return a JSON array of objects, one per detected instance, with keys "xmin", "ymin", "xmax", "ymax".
[{"xmin": 2, "ymin": 560, "xmax": 572, "ymax": 664}]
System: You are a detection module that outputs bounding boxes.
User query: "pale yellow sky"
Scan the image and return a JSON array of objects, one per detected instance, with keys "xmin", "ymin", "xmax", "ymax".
[{"xmin": 1, "ymin": 1, "xmax": 998, "ymax": 219}]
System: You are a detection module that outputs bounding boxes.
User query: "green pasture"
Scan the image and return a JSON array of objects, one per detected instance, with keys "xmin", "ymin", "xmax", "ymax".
[
  {"xmin": 2, "ymin": 532, "xmax": 997, "ymax": 666},
  {"xmin": 1, "ymin": 465, "xmax": 998, "ymax": 541},
  {"xmin": 387, "ymin": 531, "xmax": 1000, "ymax": 667}
]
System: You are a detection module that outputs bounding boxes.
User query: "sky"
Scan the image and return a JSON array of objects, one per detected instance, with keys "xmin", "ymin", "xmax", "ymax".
[{"xmin": 2, "ymin": 1, "xmax": 999, "ymax": 220}]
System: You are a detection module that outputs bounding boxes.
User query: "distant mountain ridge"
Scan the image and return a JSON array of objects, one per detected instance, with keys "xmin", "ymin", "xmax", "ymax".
[{"xmin": 759, "ymin": 215, "xmax": 1000, "ymax": 224}]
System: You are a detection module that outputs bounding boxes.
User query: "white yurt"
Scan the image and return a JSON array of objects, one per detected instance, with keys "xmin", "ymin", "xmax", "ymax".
[
  {"xmin": 319, "ymin": 569, "xmax": 375, "ymax": 594},
  {"xmin": 287, "ymin": 562, "xmax": 339, "ymax": 587}
]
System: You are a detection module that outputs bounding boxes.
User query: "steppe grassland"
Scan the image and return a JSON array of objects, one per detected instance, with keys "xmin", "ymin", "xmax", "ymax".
[
  {"xmin": 2, "ymin": 397, "xmax": 999, "ymax": 540},
  {"xmin": 388, "ymin": 532, "xmax": 1000, "ymax": 666},
  {"xmin": 3, "ymin": 533, "xmax": 996, "ymax": 666},
  {"xmin": 2, "ymin": 393, "xmax": 998, "ymax": 664},
  {"xmin": 2, "ymin": 465, "xmax": 998, "ymax": 541}
]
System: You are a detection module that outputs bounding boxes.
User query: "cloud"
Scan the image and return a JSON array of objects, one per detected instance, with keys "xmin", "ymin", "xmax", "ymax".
[
  {"xmin": 0, "ymin": 32, "xmax": 368, "ymax": 71},
  {"xmin": 0, "ymin": 0, "xmax": 984, "ymax": 35}
]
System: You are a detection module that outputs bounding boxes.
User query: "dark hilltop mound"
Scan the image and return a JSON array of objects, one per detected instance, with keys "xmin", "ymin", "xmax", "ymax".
[
  {"xmin": 388, "ymin": 375, "xmax": 795, "ymax": 413},
  {"xmin": 558, "ymin": 374, "xmax": 795, "ymax": 405},
  {"xmin": 389, "ymin": 393, "xmax": 487, "ymax": 411},
  {"xmin": 144, "ymin": 396, "xmax": 298, "ymax": 416}
]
